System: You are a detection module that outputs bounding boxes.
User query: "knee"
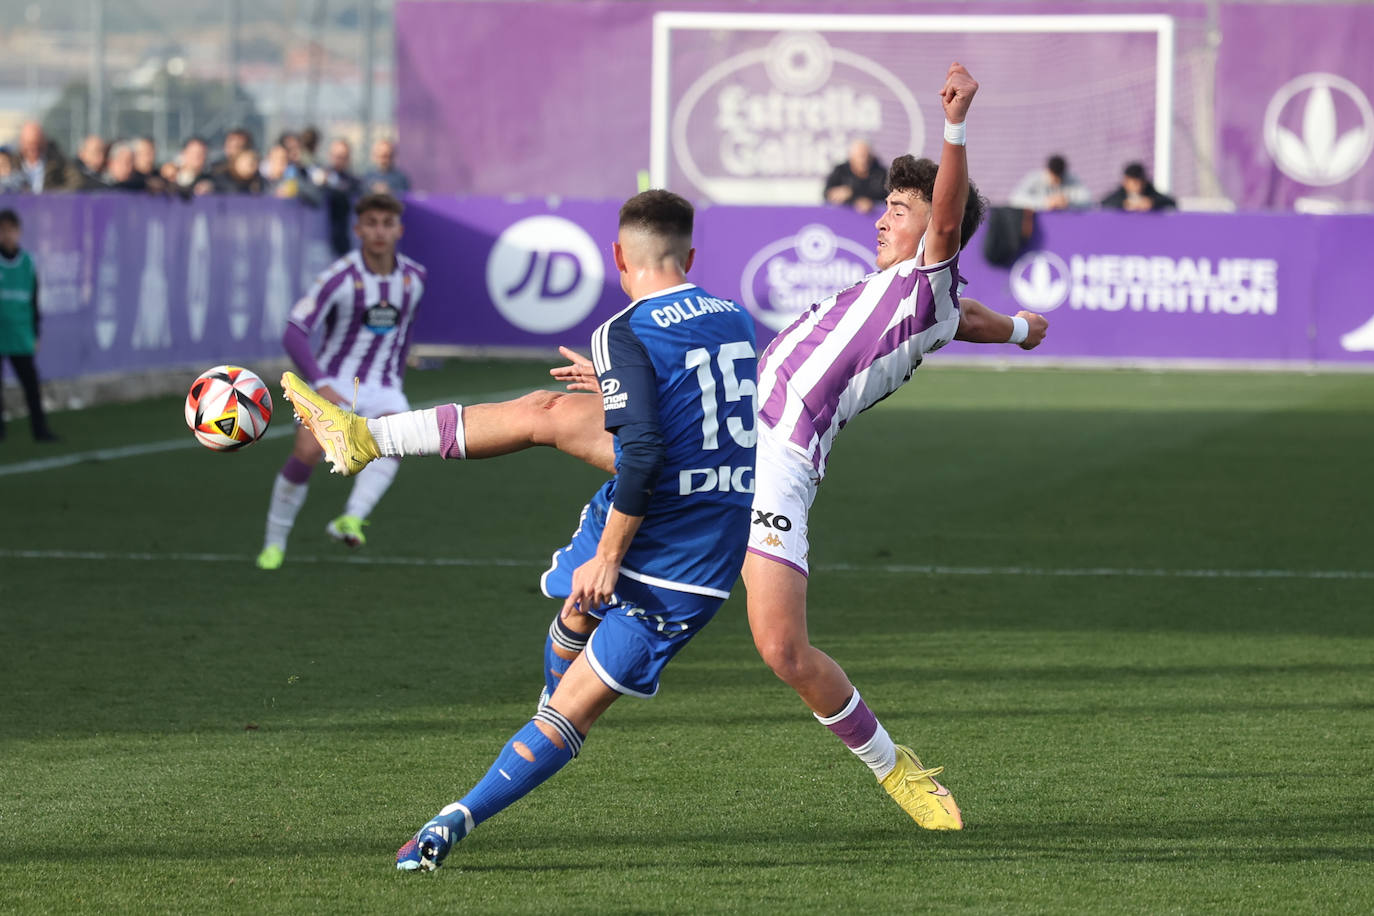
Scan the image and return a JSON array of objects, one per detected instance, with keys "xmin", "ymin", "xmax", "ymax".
[
  {"xmin": 515, "ymin": 390, "xmax": 565, "ymax": 446},
  {"xmin": 753, "ymin": 630, "xmax": 810, "ymax": 686}
]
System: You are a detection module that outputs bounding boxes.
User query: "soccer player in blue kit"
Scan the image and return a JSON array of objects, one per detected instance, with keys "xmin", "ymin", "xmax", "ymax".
[{"xmin": 287, "ymin": 190, "xmax": 758, "ymax": 871}]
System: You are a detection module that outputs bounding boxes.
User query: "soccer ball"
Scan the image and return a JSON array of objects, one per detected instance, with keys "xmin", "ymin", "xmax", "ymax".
[{"xmin": 185, "ymin": 365, "xmax": 273, "ymax": 451}]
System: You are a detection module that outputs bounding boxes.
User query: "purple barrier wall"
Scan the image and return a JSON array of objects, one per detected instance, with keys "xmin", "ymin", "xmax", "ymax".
[
  {"xmin": 400, "ymin": 195, "xmax": 1374, "ymax": 366},
  {"xmin": 2, "ymin": 194, "xmax": 333, "ymax": 381},
  {"xmin": 397, "ymin": 1, "xmax": 1374, "ymax": 211}
]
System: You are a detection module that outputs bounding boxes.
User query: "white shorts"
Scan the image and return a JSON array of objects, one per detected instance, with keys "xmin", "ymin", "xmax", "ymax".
[
  {"xmin": 314, "ymin": 376, "xmax": 411, "ymax": 418},
  {"xmin": 746, "ymin": 427, "xmax": 820, "ymax": 576}
]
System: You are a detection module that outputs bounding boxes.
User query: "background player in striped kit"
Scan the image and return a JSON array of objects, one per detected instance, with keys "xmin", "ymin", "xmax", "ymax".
[{"xmin": 255, "ymin": 193, "xmax": 426, "ymax": 570}]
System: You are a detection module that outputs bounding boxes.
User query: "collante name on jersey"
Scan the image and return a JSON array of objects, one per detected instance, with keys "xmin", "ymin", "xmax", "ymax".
[{"xmin": 651, "ymin": 296, "xmax": 742, "ymax": 328}]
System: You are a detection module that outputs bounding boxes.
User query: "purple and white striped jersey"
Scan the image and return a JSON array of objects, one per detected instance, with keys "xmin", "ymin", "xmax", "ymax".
[
  {"xmin": 287, "ymin": 250, "xmax": 426, "ymax": 389},
  {"xmin": 757, "ymin": 239, "xmax": 959, "ymax": 476}
]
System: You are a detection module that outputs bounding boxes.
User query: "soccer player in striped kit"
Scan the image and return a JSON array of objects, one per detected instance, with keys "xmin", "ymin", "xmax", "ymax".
[
  {"xmin": 285, "ymin": 64, "xmax": 1049, "ymax": 829},
  {"xmin": 255, "ymin": 193, "xmax": 426, "ymax": 570}
]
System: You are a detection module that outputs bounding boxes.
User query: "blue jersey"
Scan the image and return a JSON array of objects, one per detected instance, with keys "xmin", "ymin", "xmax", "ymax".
[{"xmin": 589, "ymin": 282, "xmax": 758, "ymax": 597}]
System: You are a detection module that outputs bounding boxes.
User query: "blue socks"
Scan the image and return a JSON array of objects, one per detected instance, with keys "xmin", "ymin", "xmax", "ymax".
[
  {"xmin": 434, "ymin": 711, "xmax": 584, "ymax": 833},
  {"xmin": 544, "ymin": 616, "xmax": 589, "ymax": 699}
]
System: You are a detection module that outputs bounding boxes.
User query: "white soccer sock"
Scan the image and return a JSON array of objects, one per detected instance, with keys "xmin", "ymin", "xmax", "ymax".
[
  {"xmin": 815, "ymin": 691, "xmax": 900, "ymax": 780},
  {"xmin": 264, "ymin": 475, "xmax": 309, "ymax": 550},
  {"xmin": 367, "ymin": 408, "xmax": 446, "ymax": 458},
  {"xmin": 854, "ymin": 728, "xmax": 900, "ymax": 781},
  {"xmin": 344, "ymin": 456, "xmax": 400, "ymax": 519}
]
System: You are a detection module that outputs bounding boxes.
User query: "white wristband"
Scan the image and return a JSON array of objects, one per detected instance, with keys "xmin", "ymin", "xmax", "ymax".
[
  {"xmin": 1007, "ymin": 315, "xmax": 1029, "ymax": 345},
  {"xmin": 943, "ymin": 120, "xmax": 966, "ymax": 146}
]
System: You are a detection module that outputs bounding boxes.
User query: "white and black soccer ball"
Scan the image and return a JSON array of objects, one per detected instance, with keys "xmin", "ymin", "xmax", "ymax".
[{"xmin": 185, "ymin": 365, "xmax": 273, "ymax": 451}]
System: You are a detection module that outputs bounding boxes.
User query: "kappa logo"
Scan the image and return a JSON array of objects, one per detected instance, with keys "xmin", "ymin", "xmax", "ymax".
[
  {"xmin": 1008, "ymin": 251, "xmax": 1070, "ymax": 312},
  {"xmin": 486, "ymin": 216, "xmax": 605, "ymax": 334},
  {"xmin": 1264, "ymin": 72, "xmax": 1374, "ymax": 187},
  {"xmin": 761, "ymin": 533, "xmax": 783, "ymax": 548}
]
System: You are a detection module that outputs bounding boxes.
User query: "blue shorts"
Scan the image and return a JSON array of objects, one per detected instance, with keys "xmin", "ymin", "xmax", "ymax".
[{"xmin": 541, "ymin": 496, "xmax": 723, "ymax": 698}]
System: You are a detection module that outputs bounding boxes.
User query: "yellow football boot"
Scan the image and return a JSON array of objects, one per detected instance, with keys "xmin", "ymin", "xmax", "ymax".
[
  {"xmin": 280, "ymin": 372, "xmax": 380, "ymax": 476},
  {"xmin": 879, "ymin": 745, "xmax": 963, "ymax": 830},
  {"xmin": 327, "ymin": 514, "xmax": 369, "ymax": 549}
]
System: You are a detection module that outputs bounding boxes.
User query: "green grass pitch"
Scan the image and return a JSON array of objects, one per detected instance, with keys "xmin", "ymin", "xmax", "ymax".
[{"xmin": 2, "ymin": 360, "xmax": 1372, "ymax": 913}]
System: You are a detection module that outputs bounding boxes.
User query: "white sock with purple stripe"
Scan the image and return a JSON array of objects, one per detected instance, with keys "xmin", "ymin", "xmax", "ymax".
[
  {"xmin": 367, "ymin": 405, "xmax": 465, "ymax": 458},
  {"xmin": 815, "ymin": 690, "xmax": 899, "ymax": 781}
]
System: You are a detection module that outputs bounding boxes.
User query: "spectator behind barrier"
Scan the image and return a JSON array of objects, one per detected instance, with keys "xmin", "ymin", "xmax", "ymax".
[
  {"xmin": 298, "ymin": 126, "xmax": 320, "ymax": 170},
  {"xmin": 1007, "ymin": 154, "xmax": 1091, "ymax": 211},
  {"xmin": 316, "ymin": 139, "xmax": 362, "ymax": 255},
  {"xmin": 132, "ymin": 136, "xmax": 170, "ymax": 195},
  {"xmin": 74, "ymin": 135, "xmax": 110, "ymax": 190},
  {"xmin": 7, "ymin": 122, "xmax": 73, "ymax": 193},
  {"xmin": 105, "ymin": 142, "xmax": 148, "ymax": 192},
  {"xmin": 215, "ymin": 149, "xmax": 265, "ymax": 195},
  {"xmin": 211, "ymin": 128, "xmax": 254, "ymax": 179},
  {"xmin": 823, "ymin": 139, "xmax": 888, "ymax": 214},
  {"xmin": 174, "ymin": 137, "xmax": 214, "ymax": 198},
  {"xmin": 362, "ymin": 138, "xmax": 411, "ymax": 196},
  {"xmin": 264, "ymin": 144, "xmax": 320, "ymax": 205},
  {"xmin": 1101, "ymin": 162, "xmax": 1176, "ymax": 212}
]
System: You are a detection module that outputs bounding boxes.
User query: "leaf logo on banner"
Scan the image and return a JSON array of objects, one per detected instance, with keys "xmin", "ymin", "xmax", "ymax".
[
  {"xmin": 1263, "ymin": 73, "xmax": 1374, "ymax": 187},
  {"xmin": 1340, "ymin": 314, "xmax": 1374, "ymax": 353},
  {"xmin": 1009, "ymin": 251, "xmax": 1070, "ymax": 313}
]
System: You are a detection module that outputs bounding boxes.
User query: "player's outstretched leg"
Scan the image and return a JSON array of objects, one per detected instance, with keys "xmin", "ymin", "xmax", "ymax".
[
  {"xmin": 742, "ymin": 552, "xmax": 962, "ymax": 829},
  {"xmin": 285, "ymin": 373, "xmax": 614, "ymax": 476}
]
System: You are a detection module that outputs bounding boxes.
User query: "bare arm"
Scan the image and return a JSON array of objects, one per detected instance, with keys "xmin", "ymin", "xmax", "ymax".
[
  {"xmin": 923, "ymin": 63, "xmax": 977, "ymax": 265},
  {"xmin": 955, "ymin": 297, "xmax": 1049, "ymax": 350}
]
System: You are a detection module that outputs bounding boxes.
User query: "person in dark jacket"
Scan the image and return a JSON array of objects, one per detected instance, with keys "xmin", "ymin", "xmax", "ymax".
[
  {"xmin": 1101, "ymin": 162, "xmax": 1176, "ymax": 212},
  {"xmin": 824, "ymin": 139, "xmax": 888, "ymax": 214}
]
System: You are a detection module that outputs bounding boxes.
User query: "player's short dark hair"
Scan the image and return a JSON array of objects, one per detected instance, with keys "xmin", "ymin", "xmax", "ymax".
[
  {"xmin": 1046, "ymin": 155, "xmax": 1067, "ymax": 179},
  {"xmin": 355, "ymin": 193, "xmax": 404, "ymax": 218},
  {"xmin": 618, "ymin": 189, "xmax": 694, "ymax": 244},
  {"xmin": 0, "ymin": 208, "xmax": 20, "ymax": 229},
  {"xmin": 886, "ymin": 155, "xmax": 988, "ymax": 252},
  {"xmin": 1123, "ymin": 162, "xmax": 1148, "ymax": 181}
]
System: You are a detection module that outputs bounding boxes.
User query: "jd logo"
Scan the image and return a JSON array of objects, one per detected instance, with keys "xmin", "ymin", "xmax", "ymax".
[
  {"xmin": 1264, "ymin": 72, "xmax": 1374, "ymax": 187},
  {"xmin": 486, "ymin": 215, "xmax": 604, "ymax": 334},
  {"xmin": 1009, "ymin": 251, "xmax": 1070, "ymax": 312}
]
